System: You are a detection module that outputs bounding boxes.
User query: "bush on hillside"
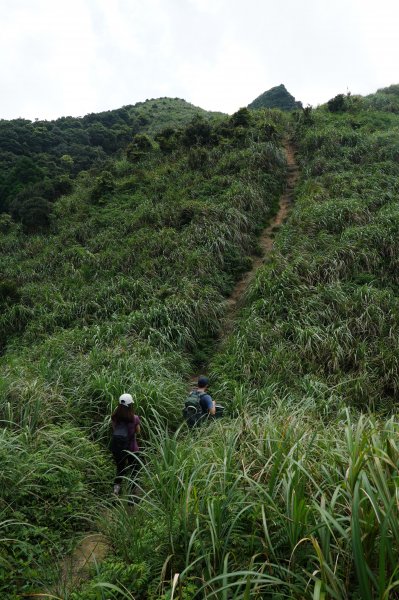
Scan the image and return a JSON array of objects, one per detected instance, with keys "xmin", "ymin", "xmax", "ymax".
[
  {"xmin": 90, "ymin": 171, "xmax": 115, "ymax": 204},
  {"xmin": 0, "ymin": 425, "xmax": 112, "ymax": 597},
  {"xmin": 327, "ymin": 93, "xmax": 347, "ymax": 112}
]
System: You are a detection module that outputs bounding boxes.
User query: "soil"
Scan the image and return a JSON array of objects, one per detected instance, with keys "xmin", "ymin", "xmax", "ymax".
[{"xmin": 62, "ymin": 534, "xmax": 108, "ymax": 582}]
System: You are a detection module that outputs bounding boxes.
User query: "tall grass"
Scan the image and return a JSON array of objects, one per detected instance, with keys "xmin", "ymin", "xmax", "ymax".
[
  {"xmin": 70, "ymin": 404, "xmax": 399, "ymax": 599},
  {"xmin": 0, "ymin": 109, "xmax": 287, "ymax": 595},
  {"xmin": 0, "ymin": 424, "xmax": 112, "ymax": 597},
  {"xmin": 70, "ymin": 97, "xmax": 399, "ymax": 598},
  {"xmin": 5, "ymin": 90, "xmax": 399, "ymax": 599}
]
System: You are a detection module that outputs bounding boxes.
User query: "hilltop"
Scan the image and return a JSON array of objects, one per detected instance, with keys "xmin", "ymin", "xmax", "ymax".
[
  {"xmin": 248, "ymin": 83, "xmax": 303, "ymax": 111},
  {"xmin": 0, "ymin": 97, "xmax": 224, "ymax": 222}
]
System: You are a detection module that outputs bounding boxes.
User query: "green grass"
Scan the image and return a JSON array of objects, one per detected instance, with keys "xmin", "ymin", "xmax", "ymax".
[
  {"xmin": 72, "ymin": 404, "xmax": 399, "ymax": 599},
  {"xmin": 3, "ymin": 85, "xmax": 399, "ymax": 599},
  {"xmin": 0, "ymin": 108, "xmax": 287, "ymax": 597}
]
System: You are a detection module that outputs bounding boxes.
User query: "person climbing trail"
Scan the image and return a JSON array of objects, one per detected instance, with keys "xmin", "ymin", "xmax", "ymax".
[
  {"xmin": 183, "ymin": 376, "xmax": 220, "ymax": 428},
  {"xmin": 110, "ymin": 393, "xmax": 141, "ymax": 495}
]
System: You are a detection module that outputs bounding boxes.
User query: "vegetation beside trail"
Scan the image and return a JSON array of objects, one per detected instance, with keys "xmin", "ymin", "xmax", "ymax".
[
  {"xmin": 74, "ymin": 406, "xmax": 399, "ymax": 600},
  {"xmin": 68, "ymin": 89, "xmax": 399, "ymax": 600},
  {"xmin": 2, "ymin": 84, "xmax": 399, "ymax": 599},
  {"xmin": 0, "ymin": 107, "xmax": 286, "ymax": 597},
  {"xmin": 213, "ymin": 89, "xmax": 399, "ymax": 410},
  {"xmin": 187, "ymin": 89, "xmax": 399, "ymax": 598}
]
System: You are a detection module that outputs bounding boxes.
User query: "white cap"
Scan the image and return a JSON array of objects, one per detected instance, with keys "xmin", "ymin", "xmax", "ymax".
[{"xmin": 119, "ymin": 393, "xmax": 134, "ymax": 406}]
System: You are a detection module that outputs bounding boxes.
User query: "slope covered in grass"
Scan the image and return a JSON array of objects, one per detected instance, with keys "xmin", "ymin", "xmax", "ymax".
[
  {"xmin": 53, "ymin": 89, "xmax": 399, "ymax": 600},
  {"xmin": 194, "ymin": 91, "xmax": 399, "ymax": 598},
  {"xmin": 3, "ymin": 84, "xmax": 399, "ymax": 599},
  {"xmin": 0, "ymin": 98, "xmax": 224, "ymax": 229},
  {"xmin": 0, "ymin": 108, "xmax": 286, "ymax": 597},
  {"xmin": 214, "ymin": 92, "xmax": 399, "ymax": 410}
]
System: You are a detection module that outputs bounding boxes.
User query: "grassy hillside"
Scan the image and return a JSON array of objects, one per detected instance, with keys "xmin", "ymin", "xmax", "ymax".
[
  {"xmin": 2, "ymin": 85, "xmax": 399, "ymax": 599},
  {"xmin": 0, "ymin": 107, "xmax": 286, "ymax": 597},
  {"xmin": 214, "ymin": 92, "xmax": 399, "ymax": 410},
  {"xmin": 70, "ymin": 89, "xmax": 399, "ymax": 599},
  {"xmin": 202, "ymin": 90, "xmax": 399, "ymax": 598}
]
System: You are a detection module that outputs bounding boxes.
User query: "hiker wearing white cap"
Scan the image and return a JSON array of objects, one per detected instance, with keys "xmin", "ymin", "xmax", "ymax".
[{"xmin": 110, "ymin": 393, "xmax": 141, "ymax": 495}]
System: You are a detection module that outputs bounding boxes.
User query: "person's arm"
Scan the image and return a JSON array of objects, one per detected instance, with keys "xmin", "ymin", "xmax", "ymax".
[{"xmin": 203, "ymin": 394, "xmax": 216, "ymax": 416}]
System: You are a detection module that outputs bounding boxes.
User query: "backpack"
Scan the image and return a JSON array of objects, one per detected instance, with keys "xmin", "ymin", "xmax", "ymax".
[
  {"xmin": 183, "ymin": 390, "xmax": 206, "ymax": 428},
  {"xmin": 112, "ymin": 421, "xmax": 129, "ymax": 450}
]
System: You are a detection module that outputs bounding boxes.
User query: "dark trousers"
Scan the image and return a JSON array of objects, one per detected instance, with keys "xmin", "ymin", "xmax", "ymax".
[{"xmin": 111, "ymin": 437, "xmax": 139, "ymax": 486}]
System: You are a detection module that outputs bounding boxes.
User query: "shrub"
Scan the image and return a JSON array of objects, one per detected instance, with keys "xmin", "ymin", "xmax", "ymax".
[
  {"xmin": 182, "ymin": 117, "xmax": 213, "ymax": 148},
  {"xmin": 90, "ymin": 171, "xmax": 115, "ymax": 204},
  {"xmin": 126, "ymin": 134, "xmax": 153, "ymax": 162},
  {"xmin": 327, "ymin": 93, "xmax": 347, "ymax": 113},
  {"xmin": 19, "ymin": 196, "xmax": 51, "ymax": 233}
]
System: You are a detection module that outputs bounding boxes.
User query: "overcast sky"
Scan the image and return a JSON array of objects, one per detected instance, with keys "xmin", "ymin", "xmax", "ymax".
[{"xmin": 1, "ymin": 0, "xmax": 398, "ymax": 121}]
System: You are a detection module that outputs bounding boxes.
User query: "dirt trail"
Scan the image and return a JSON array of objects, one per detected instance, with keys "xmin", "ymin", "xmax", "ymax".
[
  {"xmin": 223, "ymin": 140, "xmax": 299, "ymax": 325},
  {"xmin": 47, "ymin": 533, "xmax": 109, "ymax": 596}
]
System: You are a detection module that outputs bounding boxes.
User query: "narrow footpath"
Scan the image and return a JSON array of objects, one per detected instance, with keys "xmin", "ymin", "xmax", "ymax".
[
  {"xmin": 224, "ymin": 139, "xmax": 299, "ymax": 329},
  {"xmin": 54, "ymin": 139, "xmax": 299, "ymax": 595}
]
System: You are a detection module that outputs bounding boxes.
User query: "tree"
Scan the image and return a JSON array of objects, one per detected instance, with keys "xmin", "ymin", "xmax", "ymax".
[
  {"xmin": 230, "ymin": 108, "xmax": 251, "ymax": 127},
  {"xmin": 91, "ymin": 171, "xmax": 115, "ymax": 204},
  {"xmin": 155, "ymin": 128, "xmax": 179, "ymax": 154},
  {"xmin": 2, "ymin": 158, "xmax": 46, "ymax": 214},
  {"xmin": 19, "ymin": 197, "xmax": 51, "ymax": 233},
  {"xmin": 60, "ymin": 154, "xmax": 74, "ymax": 170},
  {"xmin": 126, "ymin": 134, "xmax": 153, "ymax": 162},
  {"xmin": 327, "ymin": 94, "xmax": 347, "ymax": 113},
  {"xmin": 182, "ymin": 117, "xmax": 213, "ymax": 148}
]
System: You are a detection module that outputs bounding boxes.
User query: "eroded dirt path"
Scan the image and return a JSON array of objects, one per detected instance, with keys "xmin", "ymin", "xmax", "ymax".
[
  {"xmin": 50, "ymin": 533, "xmax": 109, "ymax": 596},
  {"xmin": 224, "ymin": 140, "xmax": 299, "ymax": 324}
]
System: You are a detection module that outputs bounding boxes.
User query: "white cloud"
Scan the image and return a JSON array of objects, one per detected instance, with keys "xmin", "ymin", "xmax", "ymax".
[{"xmin": 0, "ymin": 0, "xmax": 398, "ymax": 120}]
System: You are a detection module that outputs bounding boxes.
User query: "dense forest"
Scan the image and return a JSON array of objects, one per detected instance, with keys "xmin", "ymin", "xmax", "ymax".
[
  {"xmin": 1, "ymin": 84, "xmax": 399, "ymax": 599},
  {"xmin": 0, "ymin": 98, "xmax": 222, "ymax": 232}
]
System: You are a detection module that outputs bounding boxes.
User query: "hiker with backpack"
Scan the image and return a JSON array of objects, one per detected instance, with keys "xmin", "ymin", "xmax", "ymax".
[
  {"xmin": 183, "ymin": 376, "xmax": 217, "ymax": 428},
  {"xmin": 111, "ymin": 393, "xmax": 141, "ymax": 496}
]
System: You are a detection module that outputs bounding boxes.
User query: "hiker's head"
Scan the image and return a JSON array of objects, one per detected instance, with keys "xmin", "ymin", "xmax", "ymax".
[
  {"xmin": 197, "ymin": 376, "xmax": 209, "ymax": 390},
  {"xmin": 119, "ymin": 393, "xmax": 134, "ymax": 407},
  {"xmin": 112, "ymin": 393, "xmax": 135, "ymax": 421}
]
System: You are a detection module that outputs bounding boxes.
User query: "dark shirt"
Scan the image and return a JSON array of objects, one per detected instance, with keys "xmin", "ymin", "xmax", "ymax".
[{"xmin": 112, "ymin": 415, "xmax": 140, "ymax": 452}]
